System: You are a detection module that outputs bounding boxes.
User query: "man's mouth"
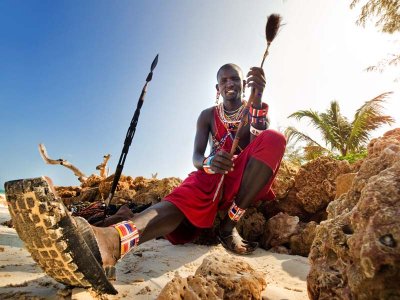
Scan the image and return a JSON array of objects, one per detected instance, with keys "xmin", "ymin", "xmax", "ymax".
[{"xmin": 225, "ymin": 89, "xmax": 236, "ymax": 96}]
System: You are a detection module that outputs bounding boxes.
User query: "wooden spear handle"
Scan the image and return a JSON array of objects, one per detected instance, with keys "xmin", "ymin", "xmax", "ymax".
[{"xmin": 229, "ymin": 91, "xmax": 257, "ymax": 155}]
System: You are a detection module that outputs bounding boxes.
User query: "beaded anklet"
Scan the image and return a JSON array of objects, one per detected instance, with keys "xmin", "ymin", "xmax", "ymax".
[
  {"xmin": 112, "ymin": 220, "xmax": 140, "ymax": 258},
  {"xmin": 228, "ymin": 201, "xmax": 246, "ymax": 222}
]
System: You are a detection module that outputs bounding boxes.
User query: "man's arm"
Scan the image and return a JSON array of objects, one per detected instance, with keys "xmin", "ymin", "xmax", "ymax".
[{"xmin": 192, "ymin": 109, "xmax": 211, "ymax": 170}]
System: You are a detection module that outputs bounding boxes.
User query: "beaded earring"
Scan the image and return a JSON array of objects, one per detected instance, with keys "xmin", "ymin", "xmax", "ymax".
[
  {"xmin": 215, "ymin": 91, "xmax": 220, "ymax": 104},
  {"xmin": 242, "ymin": 89, "xmax": 246, "ymax": 100}
]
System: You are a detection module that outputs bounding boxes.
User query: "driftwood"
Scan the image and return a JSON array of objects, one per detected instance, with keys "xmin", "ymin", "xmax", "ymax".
[
  {"xmin": 38, "ymin": 144, "xmax": 88, "ymax": 183},
  {"xmin": 96, "ymin": 154, "xmax": 111, "ymax": 178}
]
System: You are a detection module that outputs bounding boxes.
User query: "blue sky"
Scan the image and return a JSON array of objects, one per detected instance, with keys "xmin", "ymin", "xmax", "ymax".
[{"xmin": 1, "ymin": 0, "xmax": 399, "ymax": 188}]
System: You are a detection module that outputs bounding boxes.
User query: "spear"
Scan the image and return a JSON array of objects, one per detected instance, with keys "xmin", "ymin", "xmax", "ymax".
[
  {"xmin": 212, "ymin": 14, "xmax": 282, "ymax": 202},
  {"xmin": 104, "ymin": 54, "xmax": 159, "ymax": 212}
]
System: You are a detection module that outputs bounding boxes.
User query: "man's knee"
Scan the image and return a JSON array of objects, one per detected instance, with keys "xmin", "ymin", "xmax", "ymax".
[{"xmin": 258, "ymin": 129, "xmax": 287, "ymax": 151}]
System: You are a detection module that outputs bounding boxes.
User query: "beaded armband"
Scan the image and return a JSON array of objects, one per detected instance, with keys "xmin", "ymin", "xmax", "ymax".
[
  {"xmin": 112, "ymin": 220, "xmax": 140, "ymax": 258},
  {"xmin": 250, "ymin": 103, "xmax": 268, "ymax": 128},
  {"xmin": 203, "ymin": 156, "xmax": 216, "ymax": 174},
  {"xmin": 228, "ymin": 201, "xmax": 246, "ymax": 222},
  {"xmin": 249, "ymin": 103, "xmax": 268, "ymax": 117}
]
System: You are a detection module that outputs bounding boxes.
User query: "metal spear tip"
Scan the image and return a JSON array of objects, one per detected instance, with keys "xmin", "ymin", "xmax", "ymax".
[{"xmin": 151, "ymin": 54, "xmax": 159, "ymax": 72}]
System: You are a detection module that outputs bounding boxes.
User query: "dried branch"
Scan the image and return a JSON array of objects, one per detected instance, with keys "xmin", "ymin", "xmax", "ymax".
[
  {"xmin": 38, "ymin": 143, "xmax": 88, "ymax": 183},
  {"xmin": 96, "ymin": 154, "xmax": 111, "ymax": 178}
]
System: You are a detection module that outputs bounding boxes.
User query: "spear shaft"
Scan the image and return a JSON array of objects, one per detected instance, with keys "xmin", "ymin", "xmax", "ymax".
[{"xmin": 104, "ymin": 54, "xmax": 159, "ymax": 209}]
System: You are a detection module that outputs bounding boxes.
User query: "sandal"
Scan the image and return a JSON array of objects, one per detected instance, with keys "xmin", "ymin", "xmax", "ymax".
[
  {"xmin": 5, "ymin": 177, "xmax": 117, "ymax": 295},
  {"xmin": 217, "ymin": 227, "xmax": 258, "ymax": 255}
]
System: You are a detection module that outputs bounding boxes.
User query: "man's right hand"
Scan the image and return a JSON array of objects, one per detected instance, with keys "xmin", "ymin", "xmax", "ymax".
[{"xmin": 210, "ymin": 150, "xmax": 234, "ymax": 174}]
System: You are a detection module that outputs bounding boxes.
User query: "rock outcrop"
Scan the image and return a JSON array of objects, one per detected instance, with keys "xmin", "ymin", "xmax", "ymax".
[
  {"xmin": 307, "ymin": 129, "xmax": 400, "ymax": 299},
  {"xmin": 294, "ymin": 156, "xmax": 351, "ymax": 214},
  {"xmin": 55, "ymin": 175, "xmax": 181, "ymax": 210},
  {"xmin": 157, "ymin": 254, "xmax": 266, "ymax": 299}
]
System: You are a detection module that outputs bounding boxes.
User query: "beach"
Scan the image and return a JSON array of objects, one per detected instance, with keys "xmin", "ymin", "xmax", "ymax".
[{"xmin": 0, "ymin": 203, "xmax": 309, "ymax": 299}]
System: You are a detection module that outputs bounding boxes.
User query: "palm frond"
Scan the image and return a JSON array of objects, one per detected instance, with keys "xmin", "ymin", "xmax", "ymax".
[
  {"xmin": 288, "ymin": 109, "xmax": 339, "ymax": 150},
  {"xmin": 348, "ymin": 92, "xmax": 395, "ymax": 152},
  {"xmin": 284, "ymin": 126, "xmax": 326, "ymax": 149}
]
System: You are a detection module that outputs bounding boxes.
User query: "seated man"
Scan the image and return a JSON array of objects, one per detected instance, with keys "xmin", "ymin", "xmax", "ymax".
[{"xmin": 5, "ymin": 63, "xmax": 286, "ymax": 294}]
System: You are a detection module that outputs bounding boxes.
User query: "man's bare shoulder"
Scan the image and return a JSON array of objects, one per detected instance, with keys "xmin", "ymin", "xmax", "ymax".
[{"xmin": 198, "ymin": 106, "xmax": 215, "ymax": 120}]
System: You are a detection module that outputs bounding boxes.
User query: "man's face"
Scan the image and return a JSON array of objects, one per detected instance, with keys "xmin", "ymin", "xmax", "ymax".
[{"xmin": 217, "ymin": 67, "xmax": 244, "ymax": 101}]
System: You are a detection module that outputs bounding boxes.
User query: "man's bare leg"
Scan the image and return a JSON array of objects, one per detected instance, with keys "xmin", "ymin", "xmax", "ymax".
[
  {"xmin": 219, "ymin": 157, "xmax": 273, "ymax": 254},
  {"xmin": 92, "ymin": 201, "xmax": 185, "ymax": 267}
]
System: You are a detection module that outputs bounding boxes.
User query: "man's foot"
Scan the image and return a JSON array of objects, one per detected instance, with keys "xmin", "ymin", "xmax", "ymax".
[
  {"xmin": 91, "ymin": 225, "xmax": 121, "ymax": 270},
  {"xmin": 218, "ymin": 227, "xmax": 258, "ymax": 255}
]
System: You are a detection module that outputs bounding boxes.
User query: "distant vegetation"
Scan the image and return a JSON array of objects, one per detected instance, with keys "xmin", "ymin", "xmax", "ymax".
[{"xmin": 284, "ymin": 92, "xmax": 394, "ymax": 163}]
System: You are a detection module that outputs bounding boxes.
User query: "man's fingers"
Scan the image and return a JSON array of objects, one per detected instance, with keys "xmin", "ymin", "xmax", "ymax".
[
  {"xmin": 217, "ymin": 151, "xmax": 233, "ymax": 160},
  {"xmin": 247, "ymin": 81, "xmax": 265, "ymax": 91},
  {"xmin": 213, "ymin": 157, "xmax": 233, "ymax": 169},
  {"xmin": 247, "ymin": 67, "xmax": 265, "ymax": 78}
]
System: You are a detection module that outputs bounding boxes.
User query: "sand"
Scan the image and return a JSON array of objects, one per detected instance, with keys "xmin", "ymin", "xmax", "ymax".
[{"xmin": 0, "ymin": 203, "xmax": 309, "ymax": 299}]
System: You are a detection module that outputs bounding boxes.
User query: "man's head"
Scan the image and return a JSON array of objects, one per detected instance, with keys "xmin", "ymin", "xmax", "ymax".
[{"xmin": 216, "ymin": 63, "xmax": 246, "ymax": 102}]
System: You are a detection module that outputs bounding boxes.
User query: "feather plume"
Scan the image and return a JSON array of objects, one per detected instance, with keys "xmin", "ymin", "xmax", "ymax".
[
  {"xmin": 265, "ymin": 14, "xmax": 281, "ymax": 43},
  {"xmin": 260, "ymin": 14, "xmax": 282, "ymax": 68}
]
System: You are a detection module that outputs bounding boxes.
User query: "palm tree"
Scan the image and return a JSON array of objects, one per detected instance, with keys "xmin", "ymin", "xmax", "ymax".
[{"xmin": 284, "ymin": 92, "xmax": 395, "ymax": 156}]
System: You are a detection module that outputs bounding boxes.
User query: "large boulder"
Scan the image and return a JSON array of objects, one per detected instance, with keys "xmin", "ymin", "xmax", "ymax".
[
  {"xmin": 307, "ymin": 129, "xmax": 400, "ymax": 299},
  {"xmin": 157, "ymin": 254, "xmax": 266, "ymax": 299}
]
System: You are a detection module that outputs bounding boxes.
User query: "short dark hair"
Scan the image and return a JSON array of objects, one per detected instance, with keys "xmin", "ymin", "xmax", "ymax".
[{"xmin": 216, "ymin": 63, "xmax": 243, "ymax": 81}]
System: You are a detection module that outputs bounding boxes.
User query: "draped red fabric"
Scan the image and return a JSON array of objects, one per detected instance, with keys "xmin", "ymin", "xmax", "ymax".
[{"xmin": 164, "ymin": 107, "xmax": 286, "ymax": 244}]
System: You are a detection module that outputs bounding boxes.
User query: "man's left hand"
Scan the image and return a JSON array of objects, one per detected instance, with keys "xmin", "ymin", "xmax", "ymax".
[{"xmin": 246, "ymin": 67, "xmax": 266, "ymax": 103}]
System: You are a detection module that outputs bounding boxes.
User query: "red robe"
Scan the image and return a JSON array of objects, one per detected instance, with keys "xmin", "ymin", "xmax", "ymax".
[{"xmin": 164, "ymin": 107, "xmax": 286, "ymax": 244}]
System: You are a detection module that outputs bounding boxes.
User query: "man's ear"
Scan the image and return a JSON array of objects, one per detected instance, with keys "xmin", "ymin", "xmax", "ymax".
[
  {"xmin": 215, "ymin": 84, "xmax": 219, "ymax": 91},
  {"xmin": 242, "ymin": 80, "xmax": 246, "ymax": 88}
]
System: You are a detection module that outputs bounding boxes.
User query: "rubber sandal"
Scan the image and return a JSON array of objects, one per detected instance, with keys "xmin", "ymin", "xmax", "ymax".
[
  {"xmin": 217, "ymin": 228, "xmax": 258, "ymax": 255},
  {"xmin": 4, "ymin": 177, "xmax": 118, "ymax": 295},
  {"xmin": 74, "ymin": 216, "xmax": 116, "ymax": 281}
]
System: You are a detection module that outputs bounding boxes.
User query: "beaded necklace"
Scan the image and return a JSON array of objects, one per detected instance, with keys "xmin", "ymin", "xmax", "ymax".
[
  {"xmin": 209, "ymin": 100, "xmax": 247, "ymax": 156},
  {"xmin": 217, "ymin": 100, "xmax": 246, "ymax": 131}
]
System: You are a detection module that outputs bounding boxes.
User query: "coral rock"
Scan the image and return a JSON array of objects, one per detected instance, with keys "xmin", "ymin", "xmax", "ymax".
[
  {"xmin": 158, "ymin": 254, "xmax": 266, "ymax": 300},
  {"xmin": 289, "ymin": 221, "xmax": 318, "ymax": 257},
  {"xmin": 237, "ymin": 208, "xmax": 267, "ymax": 242},
  {"xmin": 308, "ymin": 129, "xmax": 400, "ymax": 299},
  {"xmin": 157, "ymin": 275, "xmax": 223, "ymax": 300},
  {"xmin": 261, "ymin": 212, "xmax": 299, "ymax": 249},
  {"xmin": 335, "ymin": 173, "xmax": 357, "ymax": 199},
  {"xmin": 295, "ymin": 156, "xmax": 351, "ymax": 214},
  {"xmin": 272, "ymin": 160, "xmax": 299, "ymax": 199}
]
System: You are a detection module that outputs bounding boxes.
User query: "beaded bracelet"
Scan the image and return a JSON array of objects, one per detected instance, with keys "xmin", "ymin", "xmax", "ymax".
[
  {"xmin": 228, "ymin": 201, "xmax": 246, "ymax": 222},
  {"xmin": 250, "ymin": 124, "xmax": 265, "ymax": 136},
  {"xmin": 203, "ymin": 156, "xmax": 215, "ymax": 174}
]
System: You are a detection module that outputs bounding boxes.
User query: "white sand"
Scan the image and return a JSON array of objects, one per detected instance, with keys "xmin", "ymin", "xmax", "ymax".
[{"xmin": 0, "ymin": 204, "xmax": 309, "ymax": 299}]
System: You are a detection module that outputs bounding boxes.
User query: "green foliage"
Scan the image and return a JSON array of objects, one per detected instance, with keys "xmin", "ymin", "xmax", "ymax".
[
  {"xmin": 335, "ymin": 150, "xmax": 368, "ymax": 163},
  {"xmin": 284, "ymin": 93, "xmax": 394, "ymax": 156}
]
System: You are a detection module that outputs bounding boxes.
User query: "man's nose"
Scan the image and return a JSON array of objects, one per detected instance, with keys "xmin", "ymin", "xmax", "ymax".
[{"xmin": 226, "ymin": 79, "xmax": 235, "ymax": 86}]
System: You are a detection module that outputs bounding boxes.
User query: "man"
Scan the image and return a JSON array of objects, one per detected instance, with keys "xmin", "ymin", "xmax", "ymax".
[{"xmin": 5, "ymin": 63, "xmax": 286, "ymax": 292}]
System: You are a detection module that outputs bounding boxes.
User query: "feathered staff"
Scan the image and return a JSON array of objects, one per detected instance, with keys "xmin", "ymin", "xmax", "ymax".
[
  {"xmin": 213, "ymin": 14, "xmax": 282, "ymax": 202},
  {"xmin": 230, "ymin": 14, "xmax": 281, "ymax": 155}
]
